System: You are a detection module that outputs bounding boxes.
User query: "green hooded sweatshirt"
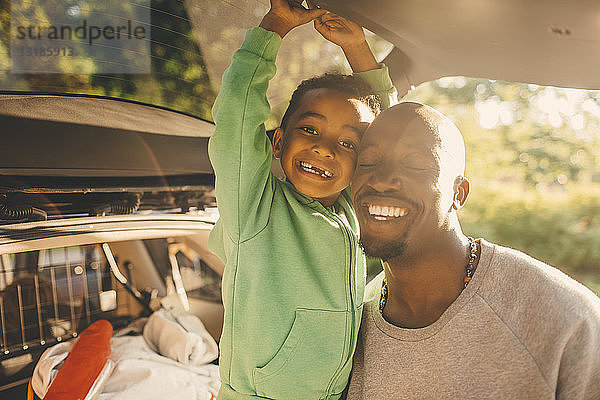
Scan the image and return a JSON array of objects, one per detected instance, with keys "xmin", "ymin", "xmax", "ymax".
[{"xmin": 208, "ymin": 27, "xmax": 397, "ymax": 400}]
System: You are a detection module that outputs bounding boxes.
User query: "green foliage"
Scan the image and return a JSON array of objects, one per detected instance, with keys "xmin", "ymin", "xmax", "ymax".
[{"xmin": 461, "ymin": 184, "xmax": 600, "ymax": 275}]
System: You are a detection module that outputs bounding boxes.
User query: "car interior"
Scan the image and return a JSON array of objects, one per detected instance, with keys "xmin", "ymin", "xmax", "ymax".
[{"xmin": 1, "ymin": 0, "xmax": 599, "ymax": 397}]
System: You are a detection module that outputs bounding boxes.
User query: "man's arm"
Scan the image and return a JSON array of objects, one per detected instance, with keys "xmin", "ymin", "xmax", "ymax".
[
  {"xmin": 209, "ymin": 1, "xmax": 325, "ymax": 242},
  {"xmin": 556, "ymin": 313, "xmax": 600, "ymax": 399},
  {"xmin": 314, "ymin": 12, "xmax": 398, "ymax": 108}
]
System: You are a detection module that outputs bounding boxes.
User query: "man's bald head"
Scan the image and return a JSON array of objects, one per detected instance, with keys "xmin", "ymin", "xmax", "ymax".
[{"xmin": 379, "ymin": 102, "xmax": 466, "ymax": 178}]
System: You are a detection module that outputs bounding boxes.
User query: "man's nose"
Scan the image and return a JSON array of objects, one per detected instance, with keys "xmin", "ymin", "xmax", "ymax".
[{"xmin": 368, "ymin": 164, "xmax": 402, "ymax": 192}]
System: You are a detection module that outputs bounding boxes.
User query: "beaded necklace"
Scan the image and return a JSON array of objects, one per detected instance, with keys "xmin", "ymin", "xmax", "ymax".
[{"xmin": 379, "ymin": 237, "xmax": 479, "ymax": 314}]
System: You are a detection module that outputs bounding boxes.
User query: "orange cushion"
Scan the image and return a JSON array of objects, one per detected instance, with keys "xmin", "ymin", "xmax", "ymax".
[{"xmin": 44, "ymin": 320, "xmax": 113, "ymax": 400}]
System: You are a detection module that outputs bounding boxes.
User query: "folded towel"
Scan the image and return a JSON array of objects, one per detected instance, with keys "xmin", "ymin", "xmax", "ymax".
[
  {"xmin": 100, "ymin": 335, "xmax": 220, "ymax": 400},
  {"xmin": 142, "ymin": 308, "xmax": 218, "ymax": 365}
]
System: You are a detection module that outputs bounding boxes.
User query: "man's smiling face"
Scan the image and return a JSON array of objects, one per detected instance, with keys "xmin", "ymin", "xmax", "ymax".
[{"xmin": 352, "ymin": 103, "xmax": 464, "ymax": 260}]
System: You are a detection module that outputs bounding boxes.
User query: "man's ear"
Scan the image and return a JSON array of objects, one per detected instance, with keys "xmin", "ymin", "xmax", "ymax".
[
  {"xmin": 272, "ymin": 128, "xmax": 284, "ymax": 159},
  {"xmin": 452, "ymin": 176, "xmax": 470, "ymax": 210}
]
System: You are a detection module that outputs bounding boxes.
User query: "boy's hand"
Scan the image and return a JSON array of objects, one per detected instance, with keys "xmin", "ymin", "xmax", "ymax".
[
  {"xmin": 260, "ymin": 0, "xmax": 326, "ymax": 38},
  {"xmin": 314, "ymin": 12, "xmax": 365, "ymax": 50},
  {"xmin": 314, "ymin": 12, "xmax": 378, "ymax": 72}
]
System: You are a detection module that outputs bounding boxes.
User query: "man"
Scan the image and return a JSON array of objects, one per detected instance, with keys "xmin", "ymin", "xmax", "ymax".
[{"xmin": 347, "ymin": 102, "xmax": 600, "ymax": 399}]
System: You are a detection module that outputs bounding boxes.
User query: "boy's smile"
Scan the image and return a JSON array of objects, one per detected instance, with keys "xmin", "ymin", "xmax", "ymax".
[
  {"xmin": 273, "ymin": 88, "xmax": 375, "ymax": 206},
  {"xmin": 297, "ymin": 160, "xmax": 334, "ymax": 179}
]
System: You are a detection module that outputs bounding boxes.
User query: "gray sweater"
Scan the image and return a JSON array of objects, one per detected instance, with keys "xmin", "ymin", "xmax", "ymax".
[{"xmin": 347, "ymin": 239, "xmax": 600, "ymax": 399}]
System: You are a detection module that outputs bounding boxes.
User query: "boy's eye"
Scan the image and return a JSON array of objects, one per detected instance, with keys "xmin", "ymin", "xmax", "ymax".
[
  {"xmin": 339, "ymin": 140, "xmax": 356, "ymax": 150},
  {"xmin": 300, "ymin": 126, "xmax": 317, "ymax": 135}
]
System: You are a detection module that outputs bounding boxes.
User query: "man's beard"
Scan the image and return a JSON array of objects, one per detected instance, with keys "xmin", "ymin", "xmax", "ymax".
[{"xmin": 360, "ymin": 236, "xmax": 407, "ymax": 261}]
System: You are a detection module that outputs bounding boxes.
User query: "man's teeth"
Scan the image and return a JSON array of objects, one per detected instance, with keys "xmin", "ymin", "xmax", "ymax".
[
  {"xmin": 299, "ymin": 161, "xmax": 333, "ymax": 178},
  {"xmin": 368, "ymin": 204, "xmax": 408, "ymax": 220}
]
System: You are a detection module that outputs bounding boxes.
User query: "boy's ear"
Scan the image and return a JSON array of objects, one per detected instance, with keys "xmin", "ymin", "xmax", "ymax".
[
  {"xmin": 452, "ymin": 176, "xmax": 470, "ymax": 210},
  {"xmin": 272, "ymin": 127, "xmax": 284, "ymax": 159}
]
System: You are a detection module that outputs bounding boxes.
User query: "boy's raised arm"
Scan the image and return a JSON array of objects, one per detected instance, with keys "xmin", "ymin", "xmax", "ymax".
[
  {"xmin": 260, "ymin": 0, "xmax": 326, "ymax": 38},
  {"xmin": 209, "ymin": 1, "xmax": 325, "ymax": 241},
  {"xmin": 314, "ymin": 12, "xmax": 398, "ymax": 108}
]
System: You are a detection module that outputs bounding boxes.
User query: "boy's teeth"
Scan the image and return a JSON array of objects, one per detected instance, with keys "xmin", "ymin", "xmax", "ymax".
[
  {"xmin": 299, "ymin": 161, "xmax": 332, "ymax": 178},
  {"xmin": 367, "ymin": 204, "xmax": 408, "ymax": 219}
]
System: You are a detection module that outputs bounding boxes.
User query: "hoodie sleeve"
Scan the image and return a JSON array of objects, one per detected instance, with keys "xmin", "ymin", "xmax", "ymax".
[{"xmin": 208, "ymin": 27, "xmax": 281, "ymax": 243}]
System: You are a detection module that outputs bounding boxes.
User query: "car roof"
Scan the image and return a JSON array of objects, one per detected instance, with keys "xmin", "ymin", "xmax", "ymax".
[{"xmin": 318, "ymin": 0, "xmax": 600, "ymax": 92}]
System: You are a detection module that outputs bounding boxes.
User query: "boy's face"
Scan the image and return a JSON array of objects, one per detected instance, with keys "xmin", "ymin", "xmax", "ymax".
[{"xmin": 273, "ymin": 88, "xmax": 375, "ymax": 206}]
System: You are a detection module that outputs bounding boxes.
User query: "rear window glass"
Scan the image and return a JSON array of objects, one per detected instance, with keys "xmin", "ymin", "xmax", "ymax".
[
  {"xmin": 0, "ymin": 1, "xmax": 393, "ymax": 123},
  {"xmin": 1, "ymin": 0, "xmax": 215, "ymax": 119}
]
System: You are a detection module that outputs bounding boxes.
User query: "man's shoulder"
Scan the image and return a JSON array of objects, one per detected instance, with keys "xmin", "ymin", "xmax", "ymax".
[
  {"xmin": 479, "ymin": 239, "xmax": 600, "ymax": 330},
  {"xmin": 479, "ymin": 240, "xmax": 600, "ymax": 395}
]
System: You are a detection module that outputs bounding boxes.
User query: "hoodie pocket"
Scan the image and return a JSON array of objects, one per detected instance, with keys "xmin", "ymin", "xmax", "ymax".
[{"xmin": 253, "ymin": 308, "xmax": 349, "ymax": 399}]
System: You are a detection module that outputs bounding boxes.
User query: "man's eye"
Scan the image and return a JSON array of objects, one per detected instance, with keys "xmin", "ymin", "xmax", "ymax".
[
  {"xmin": 358, "ymin": 159, "xmax": 376, "ymax": 167},
  {"xmin": 404, "ymin": 165, "xmax": 428, "ymax": 172},
  {"xmin": 300, "ymin": 127, "xmax": 317, "ymax": 135},
  {"xmin": 339, "ymin": 140, "xmax": 356, "ymax": 150}
]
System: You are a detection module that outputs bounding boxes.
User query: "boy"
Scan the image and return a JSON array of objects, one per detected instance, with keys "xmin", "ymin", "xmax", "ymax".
[{"xmin": 208, "ymin": 1, "xmax": 397, "ymax": 398}]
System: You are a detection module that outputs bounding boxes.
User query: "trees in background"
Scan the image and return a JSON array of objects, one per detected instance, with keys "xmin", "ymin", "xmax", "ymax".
[{"xmin": 0, "ymin": 0, "xmax": 215, "ymax": 119}]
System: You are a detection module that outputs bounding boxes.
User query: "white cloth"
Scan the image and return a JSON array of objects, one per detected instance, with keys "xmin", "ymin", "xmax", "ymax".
[
  {"xmin": 99, "ymin": 335, "xmax": 220, "ymax": 400},
  {"xmin": 32, "ymin": 310, "xmax": 221, "ymax": 400},
  {"xmin": 142, "ymin": 308, "xmax": 218, "ymax": 365}
]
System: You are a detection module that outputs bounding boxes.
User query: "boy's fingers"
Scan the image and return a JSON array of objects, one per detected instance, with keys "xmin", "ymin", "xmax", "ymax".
[
  {"xmin": 320, "ymin": 15, "xmax": 343, "ymax": 25},
  {"xmin": 324, "ymin": 14, "xmax": 347, "ymax": 23},
  {"xmin": 298, "ymin": 7, "xmax": 327, "ymax": 22},
  {"xmin": 315, "ymin": 16, "xmax": 344, "ymax": 29},
  {"xmin": 319, "ymin": 11, "xmax": 359, "ymax": 27},
  {"xmin": 314, "ymin": 19, "xmax": 322, "ymax": 32},
  {"xmin": 319, "ymin": 12, "xmax": 340, "ymax": 24},
  {"xmin": 326, "ymin": 21, "xmax": 344, "ymax": 28}
]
